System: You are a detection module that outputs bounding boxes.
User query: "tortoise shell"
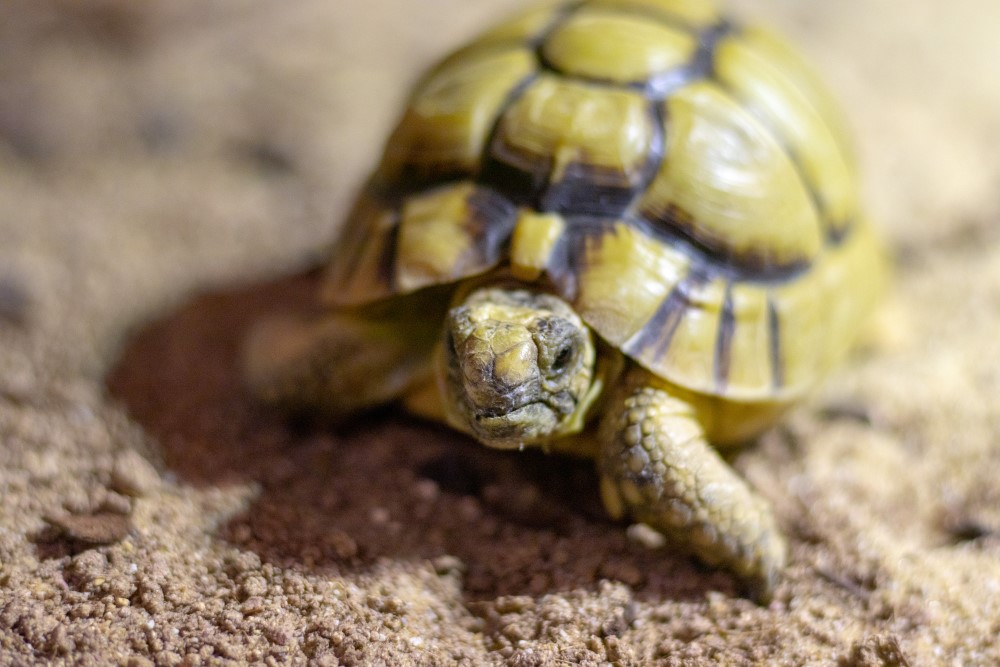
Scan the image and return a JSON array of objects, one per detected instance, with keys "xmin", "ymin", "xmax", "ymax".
[{"xmin": 323, "ymin": 0, "xmax": 885, "ymax": 402}]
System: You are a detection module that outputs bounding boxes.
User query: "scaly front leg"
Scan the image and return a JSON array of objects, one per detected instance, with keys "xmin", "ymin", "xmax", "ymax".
[{"xmin": 598, "ymin": 379, "xmax": 786, "ymax": 602}]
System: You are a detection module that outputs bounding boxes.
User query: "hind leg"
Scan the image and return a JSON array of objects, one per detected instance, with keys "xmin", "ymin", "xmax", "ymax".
[{"xmin": 243, "ymin": 304, "xmax": 439, "ymax": 419}]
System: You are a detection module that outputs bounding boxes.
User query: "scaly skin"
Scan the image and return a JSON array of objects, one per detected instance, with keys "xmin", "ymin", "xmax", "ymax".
[
  {"xmin": 597, "ymin": 369, "xmax": 786, "ymax": 603},
  {"xmin": 440, "ymin": 288, "xmax": 784, "ymax": 600},
  {"xmin": 245, "ymin": 286, "xmax": 786, "ymax": 601}
]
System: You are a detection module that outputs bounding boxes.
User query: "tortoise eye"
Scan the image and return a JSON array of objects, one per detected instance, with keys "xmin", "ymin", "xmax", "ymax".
[{"xmin": 552, "ymin": 344, "xmax": 574, "ymax": 371}]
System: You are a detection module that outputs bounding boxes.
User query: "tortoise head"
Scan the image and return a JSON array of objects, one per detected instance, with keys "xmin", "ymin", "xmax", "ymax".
[{"xmin": 440, "ymin": 287, "xmax": 597, "ymax": 449}]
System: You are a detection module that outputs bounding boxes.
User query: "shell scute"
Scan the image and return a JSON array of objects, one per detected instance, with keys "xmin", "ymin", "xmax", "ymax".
[
  {"xmin": 487, "ymin": 75, "xmax": 656, "ymax": 213},
  {"xmin": 714, "ymin": 29, "xmax": 857, "ymax": 234},
  {"xmin": 376, "ymin": 47, "xmax": 535, "ymax": 186},
  {"xmin": 638, "ymin": 81, "xmax": 823, "ymax": 272},
  {"xmin": 542, "ymin": 7, "xmax": 698, "ymax": 84}
]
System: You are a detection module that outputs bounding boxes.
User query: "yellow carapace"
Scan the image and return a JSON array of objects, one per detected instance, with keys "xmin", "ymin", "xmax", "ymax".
[{"xmin": 244, "ymin": 0, "xmax": 886, "ymax": 602}]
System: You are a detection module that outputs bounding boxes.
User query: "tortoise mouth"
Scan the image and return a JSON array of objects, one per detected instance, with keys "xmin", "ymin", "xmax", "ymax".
[{"xmin": 470, "ymin": 401, "xmax": 560, "ymax": 449}]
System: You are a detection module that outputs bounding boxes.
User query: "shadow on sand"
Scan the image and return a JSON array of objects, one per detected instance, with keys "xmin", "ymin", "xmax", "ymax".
[{"xmin": 105, "ymin": 270, "xmax": 735, "ymax": 601}]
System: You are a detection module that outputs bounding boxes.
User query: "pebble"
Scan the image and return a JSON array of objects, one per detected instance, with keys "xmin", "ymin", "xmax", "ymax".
[
  {"xmin": 626, "ymin": 523, "xmax": 667, "ymax": 549},
  {"xmin": 111, "ymin": 450, "xmax": 160, "ymax": 497},
  {"xmin": 46, "ymin": 512, "xmax": 132, "ymax": 545}
]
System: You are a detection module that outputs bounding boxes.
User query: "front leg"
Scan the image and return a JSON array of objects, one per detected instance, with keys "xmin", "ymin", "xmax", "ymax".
[{"xmin": 598, "ymin": 381, "xmax": 786, "ymax": 602}]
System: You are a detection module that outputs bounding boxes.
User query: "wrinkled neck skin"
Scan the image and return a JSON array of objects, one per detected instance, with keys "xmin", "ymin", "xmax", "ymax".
[{"xmin": 438, "ymin": 286, "xmax": 603, "ymax": 450}]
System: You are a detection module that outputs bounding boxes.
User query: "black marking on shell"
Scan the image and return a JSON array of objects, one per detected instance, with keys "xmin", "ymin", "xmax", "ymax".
[
  {"xmin": 377, "ymin": 214, "xmax": 402, "ymax": 292},
  {"xmin": 472, "ymin": 3, "xmax": 580, "ymax": 208},
  {"xmin": 540, "ymin": 159, "xmax": 649, "ymax": 218},
  {"xmin": 624, "ymin": 100, "xmax": 667, "ymax": 216},
  {"xmin": 539, "ymin": 221, "xmax": 577, "ymax": 298},
  {"xmin": 639, "ymin": 202, "xmax": 812, "ymax": 281},
  {"xmin": 622, "ymin": 269, "xmax": 705, "ymax": 363},
  {"xmin": 546, "ymin": 215, "xmax": 631, "ymax": 301},
  {"xmin": 477, "ymin": 72, "xmax": 544, "ymax": 208},
  {"xmin": 376, "ymin": 165, "xmax": 479, "ymax": 202},
  {"xmin": 782, "ymin": 141, "xmax": 832, "ymax": 231},
  {"xmin": 767, "ymin": 292, "xmax": 784, "ymax": 390},
  {"xmin": 623, "ymin": 101, "xmax": 668, "ymax": 217},
  {"xmin": 371, "ymin": 44, "xmax": 541, "ymax": 203},
  {"xmin": 826, "ymin": 215, "xmax": 852, "ymax": 246},
  {"xmin": 645, "ymin": 19, "xmax": 734, "ymax": 100},
  {"xmin": 713, "ymin": 281, "xmax": 736, "ymax": 391},
  {"xmin": 389, "ymin": 183, "xmax": 517, "ymax": 289},
  {"xmin": 484, "ymin": 74, "xmax": 659, "ymax": 218},
  {"xmin": 464, "ymin": 186, "xmax": 520, "ymax": 271},
  {"xmin": 527, "ymin": 0, "xmax": 586, "ymax": 50},
  {"xmin": 535, "ymin": 13, "xmax": 734, "ymax": 101},
  {"xmin": 327, "ymin": 192, "xmax": 398, "ymax": 295}
]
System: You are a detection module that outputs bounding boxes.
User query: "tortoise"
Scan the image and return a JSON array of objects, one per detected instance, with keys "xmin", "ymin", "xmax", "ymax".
[{"xmin": 243, "ymin": 0, "xmax": 886, "ymax": 601}]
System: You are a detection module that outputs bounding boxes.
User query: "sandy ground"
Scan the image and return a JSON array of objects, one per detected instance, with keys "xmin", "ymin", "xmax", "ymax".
[{"xmin": 2, "ymin": 0, "xmax": 1000, "ymax": 664}]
